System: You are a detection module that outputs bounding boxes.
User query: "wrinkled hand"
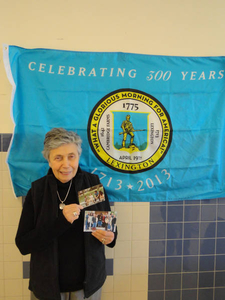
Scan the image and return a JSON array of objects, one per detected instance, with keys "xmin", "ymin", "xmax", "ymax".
[
  {"xmin": 63, "ymin": 204, "xmax": 83, "ymax": 224},
  {"xmin": 92, "ymin": 229, "xmax": 115, "ymax": 245}
]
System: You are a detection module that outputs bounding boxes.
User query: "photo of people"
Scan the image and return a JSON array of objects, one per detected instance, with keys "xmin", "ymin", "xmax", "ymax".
[
  {"xmin": 84, "ymin": 211, "xmax": 117, "ymax": 233},
  {"xmin": 78, "ymin": 184, "xmax": 105, "ymax": 208}
]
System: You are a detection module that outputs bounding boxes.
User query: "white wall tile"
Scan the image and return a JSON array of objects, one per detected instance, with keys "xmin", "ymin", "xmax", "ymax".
[
  {"xmin": 0, "ymin": 261, "xmax": 3, "ymax": 279},
  {"xmin": 0, "ymin": 244, "xmax": 3, "ymax": 262},
  {"xmin": 132, "ymin": 223, "xmax": 149, "ymax": 241},
  {"xmin": 131, "ymin": 291, "xmax": 148, "ymax": 300},
  {"xmin": 23, "ymin": 278, "xmax": 30, "ymax": 296},
  {"xmin": 4, "ymin": 279, "xmax": 23, "ymax": 297},
  {"xmin": 131, "ymin": 257, "xmax": 148, "ymax": 275},
  {"xmin": 0, "ymin": 101, "xmax": 13, "ymax": 133},
  {"xmin": 101, "ymin": 292, "xmax": 113, "ymax": 300},
  {"xmin": 114, "ymin": 241, "xmax": 132, "ymax": 258},
  {"xmin": 0, "ymin": 226, "xmax": 3, "ymax": 243},
  {"xmin": 4, "ymin": 261, "xmax": 23, "ymax": 279},
  {"xmin": 0, "ymin": 279, "xmax": 4, "ymax": 297},
  {"xmin": 3, "ymin": 189, "xmax": 20, "ymax": 208},
  {"xmin": 22, "ymin": 254, "xmax": 31, "ymax": 262},
  {"xmin": 113, "ymin": 292, "xmax": 131, "ymax": 300},
  {"xmin": 114, "ymin": 274, "xmax": 131, "ymax": 292},
  {"xmin": 132, "ymin": 241, "xmax": 149, "ymax": 258},
  {"xmin": 132, "ymin": 205, "xmax": 149, "ymax": 223},
  {"xmin": 117, "ymin": 223, "xmax": 132, "ymax": 241},
  {"xmin": 0, "ymin": 207, "xmax": 3, "ymax": 226},
  {"xmin": 131, "ymin": 274, "xmax": 148, "ymax": 291},
  {"xmin": 2, "ymin": 153, "xmax": 9, "ymax": 172},
  {"xmin": 3, "ymin": 208, "xmax": 21, "ymax": 226},
  {"xmin": 102, "ymin": 276, "xmax": 114, "ymax": 293},
  {"xmin": 132, "ymin": 202, "xmax": 149, "ymax": 207},
  {"xmin": 5, "ymin": 297, "xmax": 27, "ymax": 300},
  {"xmin": 115, "ymin": 205, "xmax": 133, "ymax": 224},
  {"xmin": 114, "ymin": 258, "xmax": 131, "ymax": 275},
  {"xmin": 0, "ymin": 171, "xmax": 3, "ymax": 190},
  {"xmin": 114, "ymin": 202, "xmax": 133, "ymax": 207},
  {"xmin": 0, "ymin": 187, "xmax": 3, "ymax": 207},
  {"xmin": 2, "ymin": 171, "xmax": 12, "ymax": 189},
  {"xmin": 3, "ymin": 226, "xmax": 17, "ymax": 244},
  {"xmin": 0, "ymin": 154, "xmax": 3, "ymax": 171},
  {"xmin": 3, "ymin": 244, "xmax": 22, "ymax": 262}
]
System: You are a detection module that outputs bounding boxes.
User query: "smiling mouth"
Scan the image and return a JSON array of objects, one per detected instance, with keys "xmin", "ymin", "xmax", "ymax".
[{"xmin": 60, "ymin": 171, "xmax": 72, "ymax": 175}]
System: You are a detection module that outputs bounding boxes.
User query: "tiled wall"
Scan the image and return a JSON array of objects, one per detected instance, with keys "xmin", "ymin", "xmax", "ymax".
[
  {"xmin": 0, "ymin": 134, "xmax": 30, "ymax": 300},
  {"xmin": 1, "ymin": 133, "xmax": 225, "ymax": 300},
  {"xmin": 148, "ymin": 200, "xmax": 225, "ymax": 300}
]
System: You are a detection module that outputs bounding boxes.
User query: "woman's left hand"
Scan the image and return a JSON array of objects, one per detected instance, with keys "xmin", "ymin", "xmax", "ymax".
[{"xmin": 92, "ymin": 230, "xmax": 115, "ymax": 245}]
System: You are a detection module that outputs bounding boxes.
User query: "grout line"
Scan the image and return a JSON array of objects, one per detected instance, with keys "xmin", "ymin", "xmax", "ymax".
[
  {"xmin": 180, "ymin": 201, "xmax": 185, "ymax": 300},
  {"xmin": 213, "ymin": 198, "xmax": 218, "ymax": 300},
  {"xmin": 196, "ymin": 199, "xmax": 202, "ymax": 300},
  {"xmin": 163, "ymin": 201, "xmax": 168, "ymax": 300}
]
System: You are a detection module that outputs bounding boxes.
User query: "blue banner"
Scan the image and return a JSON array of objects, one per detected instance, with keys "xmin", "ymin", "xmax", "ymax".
[{"xmin": 3, "ymin": 44, "xmax": 225, "ymax": 201}]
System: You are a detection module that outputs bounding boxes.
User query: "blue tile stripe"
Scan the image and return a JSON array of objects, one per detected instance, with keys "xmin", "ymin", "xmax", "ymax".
[
  {"xmin": 23, "ymin": 259, "xmax": 114, "ymax": 279},
  {"xmin": 148, "ymin": 199, "xmax": 225, "ymax": 300},
  {"xmin": 23, "ymin": 261, "xmax": 30, "ymax": 279},
  {"xmin": 0, "ymin": 133, "xmax": 12, "ymax": 152}
]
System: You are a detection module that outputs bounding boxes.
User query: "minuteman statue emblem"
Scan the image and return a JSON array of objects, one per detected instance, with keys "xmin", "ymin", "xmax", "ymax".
[{"xmin": 88, "ymin": 89, "xmax": 172, "ymax": 173}]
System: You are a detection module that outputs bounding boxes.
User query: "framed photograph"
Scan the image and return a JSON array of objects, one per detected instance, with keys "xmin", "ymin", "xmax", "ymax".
[
  {"xmin": 83, "ymin": 211, "xmax": 117, "ymax": 232},
  {"xmin": 78, "ymin": 184, "xmax": 105, "ymax": 208}
]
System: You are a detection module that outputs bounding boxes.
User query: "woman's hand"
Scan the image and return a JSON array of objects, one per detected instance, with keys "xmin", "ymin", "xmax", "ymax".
[
  {"xmin": 63, "ymin": 204, "xmax": 83, "ymax": 224},
  {"xmin": 92, "ymin": 229, "xmax": 115, "ymax": 245}
]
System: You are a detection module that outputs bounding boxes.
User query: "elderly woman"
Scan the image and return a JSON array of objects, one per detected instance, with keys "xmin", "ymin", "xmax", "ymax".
[{"xmin": 15, "ymin": 128, "xmax": 117, "ymax": 300}]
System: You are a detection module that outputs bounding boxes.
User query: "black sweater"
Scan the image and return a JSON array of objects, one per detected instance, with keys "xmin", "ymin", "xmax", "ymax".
[{"xmin": 15, "ymin": 167, "xmax": 117, "ymax": 300}]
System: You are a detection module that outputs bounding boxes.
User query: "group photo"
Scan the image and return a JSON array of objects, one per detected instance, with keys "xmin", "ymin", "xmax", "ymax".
[
  {"xmin": 78, "ymin": 184, "xmax": 105, "ymax": 208},
  {"xmin": 84, "ymin": 211, "xmax": 117, "ymax": 233}
]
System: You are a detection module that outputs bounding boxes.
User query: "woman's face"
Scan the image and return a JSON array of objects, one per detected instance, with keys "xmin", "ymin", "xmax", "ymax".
[{"xmin": 48, "ymin": 143, "xmax": 80, "ymax": 183}]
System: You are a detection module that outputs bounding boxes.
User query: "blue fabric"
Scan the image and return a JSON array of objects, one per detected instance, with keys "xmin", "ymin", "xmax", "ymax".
[{"xmin": 3, "ymin": 45, "xmax": 225, "ymax": 201}]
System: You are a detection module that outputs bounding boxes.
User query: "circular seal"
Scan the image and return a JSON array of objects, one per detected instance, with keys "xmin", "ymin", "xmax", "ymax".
[{"xmin": 88, "ymin": 88, "xmax": 172, "ymax": 173}]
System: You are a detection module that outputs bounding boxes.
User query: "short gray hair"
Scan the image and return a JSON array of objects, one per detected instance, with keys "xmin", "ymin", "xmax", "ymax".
[{"xmin": 42, "ymin": 128, "xmax": 82, "ymax": 160}]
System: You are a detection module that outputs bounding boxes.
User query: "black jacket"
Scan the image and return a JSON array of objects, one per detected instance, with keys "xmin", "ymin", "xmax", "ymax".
[{"xmin": 15, "ymin": 168, "xmax": 117, "ymax": 300}]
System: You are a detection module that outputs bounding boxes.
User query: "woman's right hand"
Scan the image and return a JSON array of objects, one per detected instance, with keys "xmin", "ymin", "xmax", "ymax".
[{"xmin": 63, "ymin": 204, "xmax": 83, "ymax": 224}]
